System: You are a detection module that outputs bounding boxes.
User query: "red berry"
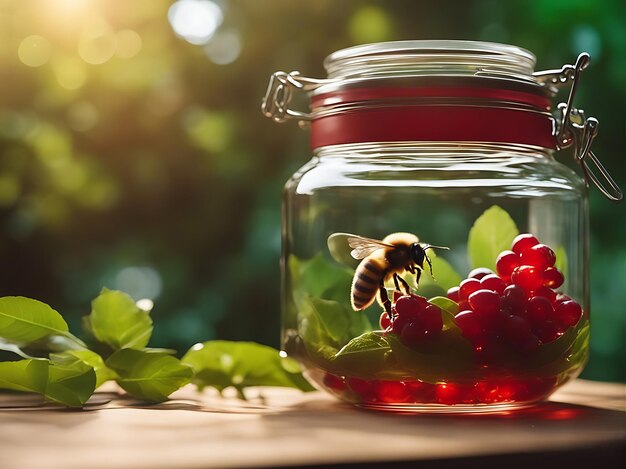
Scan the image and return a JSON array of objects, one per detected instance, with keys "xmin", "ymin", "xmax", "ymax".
[
  {"xmin": 474, "ymin": 380, "xmax": 499, "ymax": 403},
  {"xmin": 496, "ymin": 250, "xmax": 520, "ymax": 279},
  {"xmin": 535, "ymin": 319, "xmax": 562, "ymax": 343},
  {"xmin": 468, "ymin": 267, "xmax": 494, "ymax": 280},
  {"xmin": 459, "ymin": 278, "xmax": 481, "ymax": 300},
  {"xmin": 414, "ymin": 294, "xmax": 429, "ymax": 307},
  {"xmin": 468, "ymin": 289, "xmax": 501, "ymax": 316},
  {"xmin": 476, "ymin": 380, "xmax": 528, "ymax": 403},
  {"xmin": 482, "ymin": 309, "xmax": 508, "ymax": 332},
  {"xmin": 447, "ymin": 286, "xmax": 460, "ymax": 302},
  {"xmin": 374, "ymin": 380, "xmax": 410, "ymax": 403},
  {"xmin": 394, "ymin": 295, "xmax": 422, "ymax": 318},
  {"xmin": 379, "ymin": 311, "xmax": 392, "ymax": 330},
  {"xmin": 521, "ymin": 334, "xmax": 541, "ymax": 353},
  {"xmin": 512, "ymin": 233, "xmax": 539, "ymax": 255},
  {"xmin": 555, "ymin": 300, "xmax": 583, "ymax": 327},
  {"xmin": 555, "ymin": 293, "xmax": 571, "ymax": 305},
  {"xmin": 495, "ymin": 380, "xmax": 524, "ymax": 401},
  {"xmin": 455, "ymin": 310, "xmax": 483, "ymax": 340},
  {"xmin": 532, "ymin": 286, "xmax": 557, "ymax": 304},
  {"xmin": 501, "ymin": 284, "xmax": 527, "ymax": 315},
  {"xmin": 405, "ymin": 381, "xmax": 435, "ymax": 403},
  {"xmin": 400, "ymin": 321, "xmax": 428, "ymax": 343},
  {"xmin": 502, "ymin": 285, "xmax": 526, "ymax": 307},
  {"xmin": 458, "ymin": 300, "xmax": 470, "ymax": 311},
  {"xmin": 525, "ymin": 376, "xmax": 557, "ymax": 399},
  {"xmin": 503, "ymin": 315, "xmax": 532, "ymax": 344},
  {"xmin": 543, "ymin": 267, "xmax": 564, "ymax": 289},
  {"xmin": 480, "ymin": 274, "xmax": 506, "ymax": 295},
  {"xmin": 323, "ymin": 373, "xmax": 346, "ymax": 392},
  {"xmin": 435, "ymin": 383, "xmax": 466, "ymax": 405},
  {"xmin": 347, "ymin": 377, "xmax": 373, "ymax": 398},
  {"xmin": 391, "ymin": 313, "xmax": 410, "ymax": 335},
  {"xmin": 511, "ymin": 265, "xmax": 543, "ymax": 292},
  {"xmin": 520, "ymin": 244, "xmax": 556, "ymax": 270},
  {"xmin": 474, "ymin": 338, "xmax": 506, "ymax": 363},
  {"xmin": 419, "ymin": 304, "xmax": 443, "ymax": 335},
  {"xmin": 526, "ymin": 296, "xmax": 553, "ymax": 324}
]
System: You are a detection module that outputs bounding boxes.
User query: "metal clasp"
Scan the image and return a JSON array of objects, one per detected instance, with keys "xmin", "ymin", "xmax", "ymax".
[
  {"xmin": 535, "ymin": 53, "xmax": 623, "ymax": 203},
  {"xmin": 261, "ymin": 71, "xmax": 329, "ymax": 125}
]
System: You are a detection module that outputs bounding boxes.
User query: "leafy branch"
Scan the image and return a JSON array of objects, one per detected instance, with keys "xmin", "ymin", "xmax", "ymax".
[{"xmin": 0, "ymin": 289, "xmax": 312, "ymax": 407}]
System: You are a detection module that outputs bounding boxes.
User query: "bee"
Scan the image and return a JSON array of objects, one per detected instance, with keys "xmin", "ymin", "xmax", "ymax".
[{"xmin": 329, "ymin": 232, "xmax": 449, "ymax": 316}]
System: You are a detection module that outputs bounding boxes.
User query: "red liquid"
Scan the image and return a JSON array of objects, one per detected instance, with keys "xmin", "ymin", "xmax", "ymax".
[{"xmin": 319, "ymin": 371, "xmax": 560, "ymax": 408}]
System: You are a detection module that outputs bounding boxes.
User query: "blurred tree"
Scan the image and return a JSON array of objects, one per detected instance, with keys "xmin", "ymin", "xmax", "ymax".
[{"xmin": 0, "ymin": 0, "xmax": 623, "ymax": 380}]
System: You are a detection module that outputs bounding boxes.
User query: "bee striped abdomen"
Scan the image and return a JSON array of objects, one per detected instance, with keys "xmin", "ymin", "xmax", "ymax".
[{"xmin": 351, "ymin": 257, "xmax": 386, "ymax": 311}]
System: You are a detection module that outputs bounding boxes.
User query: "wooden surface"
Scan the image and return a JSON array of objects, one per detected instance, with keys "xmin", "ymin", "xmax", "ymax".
[{"xmin": 0, "ymin": 379, "xmax": 624, "ymax": 469}]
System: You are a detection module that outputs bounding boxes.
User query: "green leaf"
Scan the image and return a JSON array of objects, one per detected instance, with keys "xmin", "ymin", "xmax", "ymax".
[
  {"xmin": 46, "ymin": 354, "xmax": 97, "ymax": 406},
  {"xmin": 528, "ymin": 326, "xmax": 577, "ymax": 368},
  {"xmin": 106, "ymin": 349, "xmax": 192, "ymax": 402},
  {"xmin": 297, "ymin": 295, "xmax": 370, "ymax": 350},
  {"xmin": 555, "ymin": 245, "xmax": 568, "ymax": 275},
  {"xmin": 298, "ymin": 296, "xmax": 349, "ymax": 345},
  {"xmin": 141, "ymin": 347, "xmax": 178, "ymax": 355},
  {"xmin": 182, "ymin": 341, "xmax": 314, "ymax": 397},
  {"xmin": 87, "ymin": 289, "xmax": 153, "ymax": 350},
  {"xmin": 527, "ymin": 322, "xmax": 589, "ymax": 376},
  {"xmin": 467, "ymin": 205, "xmax": 519, "ymax": 271},
  {"xmin": 333, "ymin": 332, "xmax": 391, "ymax": 376},
  {"xmin": 421, "ymin": 256, "xmax": 462, "ymax": 292},
  {"xmin": 428, "ymin": 296, "xmax": 459, "ymax": 315},
  {"xmin": 0, "ymin": 357, "xmax": 96, "ymax": 407},
  {"xmin": 0, "ymin": 338, "xmax": 40, "ymax": 359},
  {"xmin": 290, "ymin": 254, "xmax": 371, "ymax": 354},
  {"xmin": 386, "ymin": 333, "xmax": 475, "ymax": 383},
  {"xmin": 291, "ymin": 254, "xmax": 354, "ymax": 298},
  {"xmin": 0, "ymin": 297, "xmax": 81, "ymax": 345},
  {"xmin": 566, "ymin": 322, "xmax": 590, "ymax": 368},
  {"xmin": 427, "ymin": 296, "xmax": 460, "ymax": 331},
  {"xmin": 0, "ymin": 359, "xmax": 48, "ymax": 394},
  {"xmin": 52, "ymin": 350, "xmax": 115, "ymax": 388}
]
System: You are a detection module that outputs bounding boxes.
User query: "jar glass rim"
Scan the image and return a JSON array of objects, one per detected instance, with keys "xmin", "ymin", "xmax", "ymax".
[{"xmin": 324, "ymin": 40, "xmax": 537, "ymax": 80}]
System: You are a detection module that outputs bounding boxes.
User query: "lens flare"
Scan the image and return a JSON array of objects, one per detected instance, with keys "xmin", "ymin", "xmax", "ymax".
[
  {"xmin": 168, "ymin": 0, "xmax": 223, "ymax": 45},
  {"xmin": 18, "ymin": 35, "xmax": 52, "ymax": 67}
]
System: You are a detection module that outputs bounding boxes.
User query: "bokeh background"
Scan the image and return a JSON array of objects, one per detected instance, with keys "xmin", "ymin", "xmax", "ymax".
[{"xmin": 0, "ymin": 0, "xmax": 624, "ymax": 381}]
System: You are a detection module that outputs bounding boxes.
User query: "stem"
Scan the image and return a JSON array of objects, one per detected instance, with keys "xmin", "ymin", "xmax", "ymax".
[
  {"xmin": 234, "ymin": 386, "xmax": 247, "ymax": 400},
  {"xmin": 62, "ymin": 332, "xmax": 88, "ymax": 349}
]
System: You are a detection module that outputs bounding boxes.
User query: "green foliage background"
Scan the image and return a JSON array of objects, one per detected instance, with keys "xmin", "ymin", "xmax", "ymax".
[{"xmin": 0, "ymin": 0, "xmax": 624, "ymax": 381}]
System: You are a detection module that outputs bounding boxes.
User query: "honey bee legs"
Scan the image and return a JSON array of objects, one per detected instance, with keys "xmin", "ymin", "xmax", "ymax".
[
  {"xmin": 405, "ymin": 263, "xmax": 423, "ymax": 290},
  {"xmin": 378, "ymin": 277, "xmax": 393, "ymax": 320},
  {"xmin": 393, "ymin": 273, "xmax": 411, "ymax": 295},
  {"xmin": 424, "ymin": 253, "xmax": 434, "ymax": 276},
  {"xmin": 414, "ymin": 268, "xmax": 422, "ymax": 289}
]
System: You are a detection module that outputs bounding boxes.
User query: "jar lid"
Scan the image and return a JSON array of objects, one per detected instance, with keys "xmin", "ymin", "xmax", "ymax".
[
  {"xmin": 310, "ymin": 41, "xmax": 554, "ymax": 150},
  {"xmin": 323, "ymin": 40, "xmax": 536, "ymax": 81},
  {"xmin": 262, "ymin": 41, "xmax": 622, "ymax": 201}
]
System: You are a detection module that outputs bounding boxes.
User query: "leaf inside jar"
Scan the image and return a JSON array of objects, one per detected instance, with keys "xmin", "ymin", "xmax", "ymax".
[
  {"xmin": 332, "ymin": 332, "xmax": 391, "ymax": 376},
  {"xmin": 467, "ymin": 205, "xmax": 519, "ymax": 272}
]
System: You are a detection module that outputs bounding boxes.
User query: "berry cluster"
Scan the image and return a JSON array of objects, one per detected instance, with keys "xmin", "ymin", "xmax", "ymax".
[
  {"xmin": 378, "ymin": 294, "xmax": 443, "ymax": 347},
  {"xmin": 447, "ymin": 234, "xmax": 583, "ymax": 356}
]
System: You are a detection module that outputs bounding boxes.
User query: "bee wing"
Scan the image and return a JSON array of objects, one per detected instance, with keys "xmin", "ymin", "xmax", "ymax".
[
  {"xmin": 346, "ymin": 235, "xmax": 393, "ymax": 260},
  {"xmin": 327, "ymin": 233, "xmax": 359, "ymax": 267},
  {"xmin": 327, "ymin": 232, "xmax": 392, "ymax": 265}
]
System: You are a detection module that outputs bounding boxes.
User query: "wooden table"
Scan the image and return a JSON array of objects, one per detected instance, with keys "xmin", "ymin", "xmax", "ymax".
[{"xmin": 0, "ymin": 379, "xmax": 624, "ymax": 468}]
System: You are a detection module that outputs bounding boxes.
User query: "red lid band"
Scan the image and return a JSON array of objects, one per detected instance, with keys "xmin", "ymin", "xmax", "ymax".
[{"xmin": 310, "ymin": 106, "xmax": 556, "ymax": 149}]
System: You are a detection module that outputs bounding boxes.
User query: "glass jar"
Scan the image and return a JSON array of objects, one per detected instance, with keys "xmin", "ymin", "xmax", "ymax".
[{"xmin": 263, "ymin": 41, "xmax": 622, "ymax": 413}]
